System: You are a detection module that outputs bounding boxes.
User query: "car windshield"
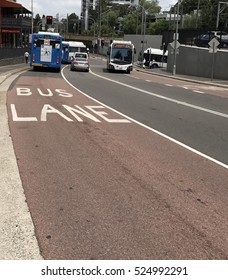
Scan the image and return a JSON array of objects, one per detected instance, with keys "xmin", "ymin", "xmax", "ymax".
[{"xmin": 75, "ymin": 58, "xmax": 87, "ymax": 62}]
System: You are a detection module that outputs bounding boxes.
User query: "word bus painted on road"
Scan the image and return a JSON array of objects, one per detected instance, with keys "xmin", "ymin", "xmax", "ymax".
[
  {"xmin": 10, "ymin": 87, "xmax": 131, "ymax": 123},
  {"xmin": 30, "ymin": 32, "xmax": 62, "ymax": 71},
  {"xmin": 107, "ymin": 40, "xmax": 136, "ymax": 74}
]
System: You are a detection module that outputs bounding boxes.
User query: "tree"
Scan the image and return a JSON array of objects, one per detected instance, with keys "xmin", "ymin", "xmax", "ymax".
[
  {"xmin": 174, "ymin": 0, "xmax": 228, "ymax": 29},
  {"xmin": 148, "ymin": 19, "xmax": 169, "ymax": 34},
  {"xmin": 122, "ymin": 14, "xmax": 138, "ymax": 34}
]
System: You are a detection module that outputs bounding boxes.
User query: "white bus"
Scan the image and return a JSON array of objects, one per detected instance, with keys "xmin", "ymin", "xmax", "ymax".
[
  {"xmin": 107, "ymin": 40, "xmax": 136, "ymax": 73},
  {"xmin": 143, "ymin": 48, "xmax": 168, "ymax": 68},
  {"xmin": 65, "ymin": 41, "xmax": 87, "ymax": 62}
]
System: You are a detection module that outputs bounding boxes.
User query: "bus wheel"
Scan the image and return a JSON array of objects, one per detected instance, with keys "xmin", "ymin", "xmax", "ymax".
[{"xmin": 152, "ymin": 64, "xmax": 158, "ymax": 68}]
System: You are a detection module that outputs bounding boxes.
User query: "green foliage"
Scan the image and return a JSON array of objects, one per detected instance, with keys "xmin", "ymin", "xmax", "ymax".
[
  {"xmin": 148, "ymin": 19, "xmax": 169, "ymax": 34},
  {"xmin": 122, "ymin": 14, "xmax": 138, "ymax": 34},
  {"xmin": 177, "ymin": 0, "xmax": 228, "ymax": 29}
]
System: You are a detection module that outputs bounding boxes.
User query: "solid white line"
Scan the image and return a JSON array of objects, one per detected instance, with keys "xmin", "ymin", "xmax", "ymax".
[{"xmin": 61, "ymin": 66, "xmax": 228, "ymax": 170}]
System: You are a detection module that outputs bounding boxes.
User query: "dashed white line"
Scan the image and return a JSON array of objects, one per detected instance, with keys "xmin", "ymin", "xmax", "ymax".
[{"xmin": 193, "ymin": 90, "xmax": 205, "ymax": 94}]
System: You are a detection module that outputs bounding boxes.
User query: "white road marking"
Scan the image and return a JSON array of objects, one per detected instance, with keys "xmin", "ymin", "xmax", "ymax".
[
  {"xmin": 61, "ymin": 66, "xmax": 228, "ymax": 170},
  {"xmin": 184, "ymin": 84, "xmax": 228, "ymax": 92},
  {"xmin": 193, "ymin": 90, "xmax": 205, "ymax": 94},
  {"xmin": 165, "ymin": 84, "xmax": 173, "ymax": 87}
]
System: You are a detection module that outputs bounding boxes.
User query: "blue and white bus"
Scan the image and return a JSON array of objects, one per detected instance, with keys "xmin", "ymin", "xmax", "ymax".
[
  {"xmin": 30, "ymin": 32, "xmax": 62, "ymax": 71},
  {"xmin": 61, "ymin": 41, "xmax": 69, "ymax": 64}
]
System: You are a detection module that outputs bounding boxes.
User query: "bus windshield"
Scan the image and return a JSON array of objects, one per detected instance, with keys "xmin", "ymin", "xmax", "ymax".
[{"xmin": 111, "ymin": 48, "xmax": 133, "ymax": 64}]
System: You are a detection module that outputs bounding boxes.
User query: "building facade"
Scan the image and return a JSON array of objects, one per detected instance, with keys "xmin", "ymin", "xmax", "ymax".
[{"xmin": 0, "ymin": 0, "xmax": 32, "ymax": 48}]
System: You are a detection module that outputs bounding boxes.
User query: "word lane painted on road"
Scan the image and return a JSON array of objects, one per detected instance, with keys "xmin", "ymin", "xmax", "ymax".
[{"xmin": 11, "ymin": 88, "xmax": 131, "ymax": 123}]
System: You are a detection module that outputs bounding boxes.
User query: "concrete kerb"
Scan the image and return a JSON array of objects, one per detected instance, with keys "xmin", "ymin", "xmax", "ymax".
[
  {"xmin": 0, "ymin": 66, "xmax": 29, "ymax": 85},
  {"xmin": 134, "ymin": 64, "xmax": 228, "ymax": 89},
  {"xmin": 0, "ymin": 72, "xmax": 43, "ymax": 259}
]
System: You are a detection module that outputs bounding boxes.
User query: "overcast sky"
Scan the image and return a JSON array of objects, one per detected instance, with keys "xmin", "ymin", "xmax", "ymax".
[{"xmin": 19, "ymin": 0, "xmax": 176, "ymax": 18}]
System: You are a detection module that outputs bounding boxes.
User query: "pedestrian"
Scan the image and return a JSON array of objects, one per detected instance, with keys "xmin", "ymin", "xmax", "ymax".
[
  {"xmin": 142, "ymin": 58, "xmax": 146, "ymax": 69},
  {"xmin": 24, "ymin": 51, "xmax": 29, "ymax": 64}
]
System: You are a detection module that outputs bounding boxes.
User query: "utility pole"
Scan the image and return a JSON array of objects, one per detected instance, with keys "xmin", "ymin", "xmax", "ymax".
[
  {"xmin": 173, "ymin": 0, "xmax": 180, "ymax": 76},
  {"xmin": 31, "ymin": 0, "xmax": 34, "ymax": 33},
  {"xmin": 216, "ymin": 2, "xmax": 228, "ymax": 29}
]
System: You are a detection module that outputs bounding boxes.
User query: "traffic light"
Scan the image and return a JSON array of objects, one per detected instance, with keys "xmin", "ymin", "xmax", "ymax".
[{"xmin": 46, "ymin": 16, "xmax": 53, "ymax": 25}]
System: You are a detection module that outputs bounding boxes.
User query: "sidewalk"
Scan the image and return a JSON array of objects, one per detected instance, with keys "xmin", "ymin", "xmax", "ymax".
[
  {"xmin": 134, "ymin": 64, "xmax": 228, "ymax": 89},
  {"xmin": 0, "ymin": 63, "xmax": 29, "ymax": 85}
]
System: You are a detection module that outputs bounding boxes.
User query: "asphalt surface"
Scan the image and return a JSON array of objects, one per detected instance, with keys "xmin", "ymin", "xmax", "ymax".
[
  {"xmin": 0, "ymin": 60, "xmax": 228, "ymax": 260},
  {"xmin": 1, "ymin": 59, "xmax": 228, "ymax": 88},
  {"xmin": 134, "ymin": 63, "xmax": 228, "ymax": 88}
]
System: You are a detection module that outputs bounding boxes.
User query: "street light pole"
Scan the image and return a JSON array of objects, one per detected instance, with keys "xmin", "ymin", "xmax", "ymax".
[
  {"xmin": 98, "ymin": 0, "xmax": 102, "ymax": 38},
  {"xmin": 172, "ymin": 0, "xmax": 180, "ymax": 76},
  {"xmin": 31, "ymin": 0, "xmax": 34, "ymax": 33}
]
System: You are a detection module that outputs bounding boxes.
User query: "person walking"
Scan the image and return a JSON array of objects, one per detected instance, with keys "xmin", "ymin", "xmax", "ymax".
[{"xmin": 24, "ymin": 51, "xmax": 29, "ymax": 64}]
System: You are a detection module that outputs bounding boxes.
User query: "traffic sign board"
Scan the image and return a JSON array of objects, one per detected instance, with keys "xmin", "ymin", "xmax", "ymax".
[
  {"xmin": 208, "ymin": 38, "xmax": 220, "ymax": 48},
  {"xmin": 170, "ymin": 40, "xmax": 180, "ymax": 49}
]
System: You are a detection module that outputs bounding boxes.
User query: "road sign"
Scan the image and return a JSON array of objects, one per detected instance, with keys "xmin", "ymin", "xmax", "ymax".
[
  {"xmin": 208, "ymin": 38, "xmax": 219, "ymax": 53},
  {"xmin": 170, "ymin": 40, "xmax": 180, "ymax": 49},
  {"xmin": 208, "ymin": 37, "xmax": 220, "ymax": 48}
]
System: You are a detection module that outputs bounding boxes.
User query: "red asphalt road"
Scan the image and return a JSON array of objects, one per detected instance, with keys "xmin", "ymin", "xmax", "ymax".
[{"xmin": 7, "ymin": 73, "xmax": 228, "ymax": 259}]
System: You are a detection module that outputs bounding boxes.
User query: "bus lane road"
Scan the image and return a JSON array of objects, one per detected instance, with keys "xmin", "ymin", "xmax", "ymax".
[{"xmin": 6, "ymin": 70, "xmax": 228, "ymax": 259}]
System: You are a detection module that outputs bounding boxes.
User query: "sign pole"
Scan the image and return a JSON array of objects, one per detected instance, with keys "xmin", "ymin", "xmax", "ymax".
[
  {"xmin": 211, "ymin": 42, "xmax": 215, "ymax": 81},
  {"xmin": 208, "ymin": 38, "xmax": 219, "ymax": 81}
]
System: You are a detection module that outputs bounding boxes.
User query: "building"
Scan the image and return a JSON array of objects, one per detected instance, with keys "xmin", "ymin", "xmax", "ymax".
[{"xmin": 0, "ymin": 0, "xmax": 32, "ymax": 48}]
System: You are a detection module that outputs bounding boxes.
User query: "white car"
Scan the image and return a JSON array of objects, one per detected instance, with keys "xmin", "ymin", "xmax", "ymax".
[
  {"xmin": 208, "ymin": 31, "xmax": 228, "ymax": 47},
  {"xmin": 70, "ymin": 52, "xmax": 89, "ymax": 72},
  {"xmin": 209, "ymin": 31, "xmax": 228, "ymax": 40}
]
